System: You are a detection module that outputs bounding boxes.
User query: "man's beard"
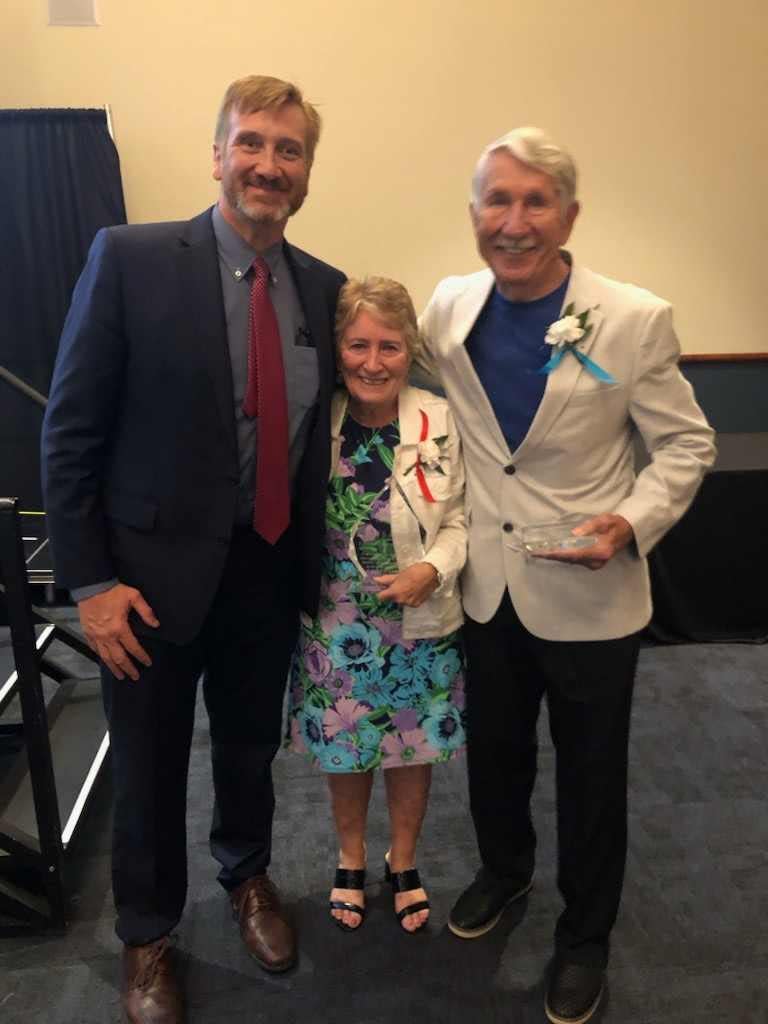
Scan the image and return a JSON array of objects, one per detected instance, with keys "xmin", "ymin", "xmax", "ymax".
[{"xmin": 231, "ymin": 183, "xmax": 306, "ymax": 226}]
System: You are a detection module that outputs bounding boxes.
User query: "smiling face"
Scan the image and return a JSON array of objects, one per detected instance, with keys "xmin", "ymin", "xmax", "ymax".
[
  {"xmin": 338, "ymin": 309, "xmax": 410, "ymax": 426},
  {"xmin": 213, "ymin": 103, "xmax": 310, "ymax": 245},
  {"xmin": 471, "ymin": 149, "xmax": 579, "ymax": 301}
]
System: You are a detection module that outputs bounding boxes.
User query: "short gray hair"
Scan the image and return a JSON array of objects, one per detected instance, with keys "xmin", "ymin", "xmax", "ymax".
[{"xmin": 471, "ymin": 127, "xmax": 577, "ymax": 212}]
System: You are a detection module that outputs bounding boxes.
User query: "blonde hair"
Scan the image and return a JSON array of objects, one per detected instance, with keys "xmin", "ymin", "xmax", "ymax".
[
  {"xmin": 471, "ymin": 126, "xmax": 577, "ymax": 212},
  {"xmin": 335, "ymin": 277, "xmax": 421, "ymax": 361},
  {"xmin": 214, "ymin": 75, "xmax": 321, "ymax": 165}
]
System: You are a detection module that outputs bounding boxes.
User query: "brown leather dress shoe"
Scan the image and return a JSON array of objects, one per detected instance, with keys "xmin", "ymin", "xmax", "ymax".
[
  {"xmin": 230, "ymin": 875, "xmax": 296, "ymax": 973},
  {"xmin": 122, "ymin": 936, "xmax": 184, "ymax": 1024}
]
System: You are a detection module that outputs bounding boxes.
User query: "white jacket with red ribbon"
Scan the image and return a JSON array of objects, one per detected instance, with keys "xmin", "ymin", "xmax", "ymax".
[{"xmin": 329, "ymin": 385, "xmax": 467, "ymax": 639}]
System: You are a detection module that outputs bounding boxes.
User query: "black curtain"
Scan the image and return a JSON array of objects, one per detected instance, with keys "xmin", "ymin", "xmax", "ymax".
[
  {"xmin": 648, "ymin": 468, "xmax": 768, "ymax": 644},
  {"xmin": 0, "ymin": 108, "xmax": 126, "ymax": 510}
]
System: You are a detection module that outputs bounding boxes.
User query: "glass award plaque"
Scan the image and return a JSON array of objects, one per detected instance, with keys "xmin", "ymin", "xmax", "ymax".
[{"xmin": 521, "ymin": 513, "xmax": 598, "ymax": 557}]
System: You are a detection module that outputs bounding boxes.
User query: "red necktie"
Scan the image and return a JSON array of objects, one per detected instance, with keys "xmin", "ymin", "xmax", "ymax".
[{"xmin": 242, "ymin": 257, "xmax": 290, "ymax": 544}]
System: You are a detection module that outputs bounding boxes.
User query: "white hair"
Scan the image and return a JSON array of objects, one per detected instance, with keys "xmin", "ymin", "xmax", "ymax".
[{"xmin": 471, "ymin": 127, "xmax": 578, "ymax": 212}]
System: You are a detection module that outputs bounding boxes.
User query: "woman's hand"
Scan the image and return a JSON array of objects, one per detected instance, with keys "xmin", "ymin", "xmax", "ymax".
[{"xmin": 374, "ymin": 562, "xmax": 439, "ymax": 607}]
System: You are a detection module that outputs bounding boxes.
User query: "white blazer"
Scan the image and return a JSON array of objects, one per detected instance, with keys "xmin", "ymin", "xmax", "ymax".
[
  {"xmin": 418, "ymin": 259, "xmax": 716, "ymax": 641},
  {"xmin": 330, "ymin": 386, "xmax": 467, "ymax": 640}
]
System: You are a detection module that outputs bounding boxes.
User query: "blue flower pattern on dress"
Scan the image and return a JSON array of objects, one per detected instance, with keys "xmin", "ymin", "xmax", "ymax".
[
  {"xmin": 430, "ymin": 649, "xmax": 462, "ymax": 688},
  {"xmin": 351, "ymin": 667, "xmax": 389, "ymax": 707},
  {"xmin": 329, "ymin": 622, "xmax": 385, "ymax": 673},
  {"xmin": 286, "ymin": 414, "xmax": 465, "ymax": 772},
  {"xmin": 322, "ymin": 738, "xmax": 359, "ymax": 772},
  {"xmin": 422, "ymin": 699, "xmax": 464, "ymax": 752}
]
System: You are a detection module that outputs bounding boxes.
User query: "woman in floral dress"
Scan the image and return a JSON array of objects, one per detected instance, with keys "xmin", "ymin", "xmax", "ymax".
[{"xmin": 286, "ymin": 277, "xmax": 467, "ymax": 933}]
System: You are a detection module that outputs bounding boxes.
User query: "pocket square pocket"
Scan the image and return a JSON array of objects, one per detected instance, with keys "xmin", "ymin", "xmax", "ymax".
[
  {"xmin": 294, "ymin": 325, "xmax": 314, "ymax": 347},
  {"xmin": 566, "ymin": 382, "xmax": 624, "ymax": 404},
  {"xmin": 104, "ymin": 490, "xmax": 158, "ymax": 531}
]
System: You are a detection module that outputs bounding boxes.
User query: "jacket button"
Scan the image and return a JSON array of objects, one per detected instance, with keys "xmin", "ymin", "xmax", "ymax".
[
  {"xmin": 504, "ymin": 464, "xmax": 516, "ymax": 475},
  {"xmin": 502, "ymin": 522, "xmax": 514, "ymax": 533}
]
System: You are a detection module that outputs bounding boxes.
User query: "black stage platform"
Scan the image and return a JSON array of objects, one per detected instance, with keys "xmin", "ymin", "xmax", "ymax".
[{"xmin": 0, "ymin": 502, "xmax": 106, "ymax": 931}]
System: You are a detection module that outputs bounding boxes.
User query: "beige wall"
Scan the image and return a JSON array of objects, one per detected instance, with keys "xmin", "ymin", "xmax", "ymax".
[{"xmin": 3, "ymin": 0, "xmax": 766, "ymax": 353}]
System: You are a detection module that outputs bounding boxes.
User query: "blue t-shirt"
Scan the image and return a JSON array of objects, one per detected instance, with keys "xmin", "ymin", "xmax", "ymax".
[{"xmin": 465, "ymin": 276, "xmax": 570, "ymax": 454}]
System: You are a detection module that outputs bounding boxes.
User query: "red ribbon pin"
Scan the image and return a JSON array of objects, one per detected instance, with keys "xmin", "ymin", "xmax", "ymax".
[{"xmin": 415, "ymin": 410, "xmax": 436, "ymax": 503}]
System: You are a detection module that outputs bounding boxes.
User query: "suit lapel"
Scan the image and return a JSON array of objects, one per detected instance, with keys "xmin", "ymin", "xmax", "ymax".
[
  {"xmin": 176, "ymin": 209, "xmax": 237, "ymax": 456},
  {"xmin": 512, "ymin": 264, "xmax": 605, "ymax": 459},
  {"xmin": 448, "ymin": 272, "xmax": 511, "ymax": 462}
]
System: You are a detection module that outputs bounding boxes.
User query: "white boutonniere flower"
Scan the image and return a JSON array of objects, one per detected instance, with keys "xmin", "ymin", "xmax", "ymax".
[
  {"xmin": 545, "ymin": 313, "xmax": 586, "ymax": 347},
  {"xmin": 545, "ymin": 304, "xmax": 595, "ymax": 349},
  {"xmin": 540, "ymin": 303, "xmax": 617, "ymax": 384},
  {"xmin": 417, "ymin": 438, "xmax": 444, "ymax": 472},
  {"xmin": 403, "ymin": 412, "xmax": 451, "ymax": 501}
]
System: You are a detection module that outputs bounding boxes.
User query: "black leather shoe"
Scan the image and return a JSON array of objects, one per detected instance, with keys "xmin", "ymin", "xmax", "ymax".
[
  {"xmin": 545, "ymin": 960, "xmax": 605, "ymax": 1024},
  {"xmin": 447, "ymin": 867, "xmax": 532, "ymax": 938}
]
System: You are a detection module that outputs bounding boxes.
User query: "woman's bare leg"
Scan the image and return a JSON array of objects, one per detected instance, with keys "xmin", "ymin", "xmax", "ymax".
[
  {"xmin": 327, "ymin": 771, "xmax": 374, "ymax": 929},
  {"xmin": 385, "ymin": 764, "xmax": 432, "ymax": 932}
]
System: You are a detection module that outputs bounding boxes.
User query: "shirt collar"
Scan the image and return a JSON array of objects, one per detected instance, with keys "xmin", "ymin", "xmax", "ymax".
[{"xmin": 211, "ymin": 204, "xmax": 285, "ymax": 283}]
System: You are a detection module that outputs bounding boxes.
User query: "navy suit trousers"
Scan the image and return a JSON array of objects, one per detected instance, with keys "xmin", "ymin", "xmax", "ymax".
[{"xmin": 102, "ymin": 527, "xmax": 300, "ymax": 946}]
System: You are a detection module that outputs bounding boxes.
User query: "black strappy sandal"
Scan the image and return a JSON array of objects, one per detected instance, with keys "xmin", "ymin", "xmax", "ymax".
[
  {"xmin": 329, "ymin": 867, "xmax": 366, "ymax": 932},
  {"xmin": 385, "ymin": 858, "xmax": 430, "ymax": 933}
]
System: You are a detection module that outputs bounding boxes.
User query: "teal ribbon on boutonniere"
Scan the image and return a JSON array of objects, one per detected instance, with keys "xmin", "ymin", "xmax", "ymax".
[{"xmin": 539, "ymin": 303, "xmax": 617, "ymax": 384}]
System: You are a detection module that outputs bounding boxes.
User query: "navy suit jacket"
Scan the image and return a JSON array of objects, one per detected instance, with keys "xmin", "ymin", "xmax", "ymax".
[{"xmin": 41, "ymin": 208, "xmax": 345, "ymax": 643}]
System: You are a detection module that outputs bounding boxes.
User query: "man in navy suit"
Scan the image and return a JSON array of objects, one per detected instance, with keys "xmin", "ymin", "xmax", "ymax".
[{"xmin": 42, "ymin": 75, "xmax": 345, "ymax": 1024}]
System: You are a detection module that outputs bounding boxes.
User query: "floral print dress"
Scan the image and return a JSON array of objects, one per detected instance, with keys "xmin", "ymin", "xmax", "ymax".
[{"xmin": 286, "ymin": 414, "xmax": 466, "ymax": 772}]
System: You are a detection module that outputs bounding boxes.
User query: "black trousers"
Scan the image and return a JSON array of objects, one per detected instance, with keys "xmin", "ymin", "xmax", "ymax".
[
  {"xmin": 101, "ymin": 528, "xmax": 300, "ymax": 946},
  {"xmin": 463, "ymin": 592, "xmax": 639, "ymax": 968}
]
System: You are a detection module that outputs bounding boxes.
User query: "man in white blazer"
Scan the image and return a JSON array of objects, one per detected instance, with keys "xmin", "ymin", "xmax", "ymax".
[{"xmin": 417, "ymin": 127, "xmax": 715, "ymax": 1024}]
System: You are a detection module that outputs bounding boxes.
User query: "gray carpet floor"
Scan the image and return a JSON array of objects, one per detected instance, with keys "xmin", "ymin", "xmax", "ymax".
[{"xmin": 1, "ymin": 642, "xmax": 766, "ymax": 1023}]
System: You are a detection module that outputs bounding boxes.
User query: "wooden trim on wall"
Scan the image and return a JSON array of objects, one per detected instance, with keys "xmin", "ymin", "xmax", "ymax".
[{"xmin": 680, "ymin": 353, "xmax": 768, "ymax": 364}]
